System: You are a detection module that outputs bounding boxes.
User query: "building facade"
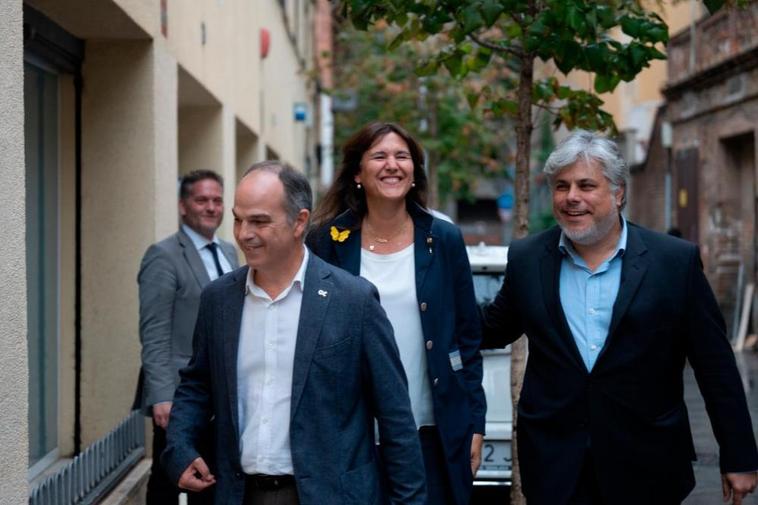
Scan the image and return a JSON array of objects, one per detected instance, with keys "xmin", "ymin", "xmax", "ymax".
[
  {"xmin": 631, "ymin": 4, "xmax": 758, "ymax": 333},
  {"xmin": 1, "ymin": 0, "xmax": 320, "ymax": 501}
]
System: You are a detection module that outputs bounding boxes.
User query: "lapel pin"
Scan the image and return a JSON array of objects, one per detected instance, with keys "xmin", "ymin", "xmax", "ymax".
[{"xmin": 318, "ymin": 289, "xmax": 328, "ymax": 298}]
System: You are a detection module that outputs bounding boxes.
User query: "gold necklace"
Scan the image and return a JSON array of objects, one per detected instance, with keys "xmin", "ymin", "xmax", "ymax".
[{"xmin": 364, "ymin": 217, "xmax": 411, "ymax": 251}]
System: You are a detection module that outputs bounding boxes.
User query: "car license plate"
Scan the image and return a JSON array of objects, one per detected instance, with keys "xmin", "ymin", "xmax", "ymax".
[{"xmin": 480, "ymin": 440, "xmax": 512, "ymax": 472}]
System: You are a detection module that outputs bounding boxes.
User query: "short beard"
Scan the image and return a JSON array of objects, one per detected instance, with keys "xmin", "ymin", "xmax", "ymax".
[{"xmin": 560, "ymin": 209, "xmax": 619, "ymax": 246}]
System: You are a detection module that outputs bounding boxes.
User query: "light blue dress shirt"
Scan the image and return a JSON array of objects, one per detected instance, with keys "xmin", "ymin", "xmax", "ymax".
[
  {"xmin": 181, "ymin": 224, "xmax": 233, "ymax": 281},
  {"xmin": 558, "ymin": 218, "xmax": 628, "ymax": 372}
]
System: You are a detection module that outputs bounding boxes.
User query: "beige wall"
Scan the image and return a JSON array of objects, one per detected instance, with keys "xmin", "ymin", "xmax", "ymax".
[
  {"xmin": 58, "ymin": 75, "xmax": 78, "ymax": 457},
  {"xmin": 259, "ymin": 1, "xmax": 312, "ymax": 170},
  {"xmin": 130, "ymin": 0, "xmax": 313, "ymax": 170},
  {"xmin": 80, "ymin": 39, "xmax": 178, "ymax": 444},
  {"xmin": 18, "ymin": 0, "xmax": 316, "ymax": 470},
  {"xmin": 0, "ymin": 1, "xmax": 29, "ymax": 502}
]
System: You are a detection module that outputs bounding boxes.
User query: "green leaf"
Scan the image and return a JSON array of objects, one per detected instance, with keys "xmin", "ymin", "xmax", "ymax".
[
  {"xmin": 584, "ymin": 44, "xmax": 607, "ymax": 72},
  {"xmin": 459, "ymin": 41, "xmax": 474, "ymax": 54},
  {"xmin": 594, "ymin": 73, "xmax": 620, "ymax": 93},
  {"xmin": 460, "ymin": 4, "xmax": 486, "ymax": 34},
  {"xmin": 422, "ymin": 8, "xmax": 452, "ymax": 34},
  {"xmin": 388, "ymin": 31, "xmax": 407, "ymax": 50},
  {"xmin": 442, "ymin": 52, "xmax": 465, "ymax": 77},
  {"xmin": 450, "ymin": 26, "xmax": 467, "ymax": 44},
  {"xmin": 504, "ymin": 21, "xmax": 522, "ymax": 38},
  {"xmin": 467, "ymin": 47, "xmax": 493, "ymax": 72},
  {"xmin": 533, "ymin": 80, "xmax": 555, "ymax": 101},
  {"xmin": 465, "ymin": 90, "xmax": 481, "ymax": 109},
  {"xmin": 629, "ymin": 44, "xmax": 647, "ymax": 69},
  {"xmin": 415, "ymin": 59, "xmax": 439, "ymax": 77},
  {"xmin": 647, "ymin": 26, "xmax": 669, "ymax": 44},
  {"xmin": 649, "ymin": 47, "xmax": 666, "ymax": 60},
  {"xmin": 703, "ymin": 0, "xmax": 725, "ymax": 14},
  {"xmin": 620, "ymin": 16, "xmax": 641, "ymax": 38},
  {"xmin": 567, "ymin": 5, "xmax": 586, "ymax": 34},
  {"xmin": 595, "ymin": 5, "xmax": 615, "ymax": 29},
  {"xmin": 480, "ymin": 0, "xmax": 503, "ymax": 26},
  {"xmin": 491, "ymin": 98, "xmax": 519, "ymax": 116},
  {"xmin": 556, "ymin": 85, "xmax": 571, "ymax": 100},
  {"xmin": 554, "ymin": 41, "xmax": 581, "ymax": 74}
]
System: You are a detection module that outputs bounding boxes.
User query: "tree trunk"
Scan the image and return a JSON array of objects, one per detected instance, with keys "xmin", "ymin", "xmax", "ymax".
[
  {"xmin": 510, "ymin": 49, "xmax": 534, "ymax": 505},
  {"xmin": 427, "ymin": 91, "xmax": 439, "ymax": 210}
]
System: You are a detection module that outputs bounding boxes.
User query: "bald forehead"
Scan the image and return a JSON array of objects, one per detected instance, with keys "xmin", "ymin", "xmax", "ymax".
[{"xmin": 234, "ymin": 170, "xmax": 287, "ymax": 212}]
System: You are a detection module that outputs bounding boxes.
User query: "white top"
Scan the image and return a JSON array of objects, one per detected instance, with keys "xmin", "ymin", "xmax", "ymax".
[
  {"xmin": 360, "ymin": 244, "xmax": 435, "ymax": 428},
  {"xmin": 181, "ymin": 224, "xmax": 233, "ymax": 281},
  {"xmin": 237, "ymin": 247, "xmax": 308, "ymax": 475}
]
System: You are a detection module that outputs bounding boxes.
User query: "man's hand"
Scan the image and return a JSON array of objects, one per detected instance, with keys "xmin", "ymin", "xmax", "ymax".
[
  {"xmin": 152, "ymin": 401, "xmax": 172, "ymax": 429},
  {"xmin": 470, "ymin": 433, "xmax": 484, "ymax": 477},
  {"xmin": 722, "ymin": 472, "xmax": 758, "ymax": 505},
  {"xmin": 178, "ymin": 457, "xmax": 216, "ymax": 492}
]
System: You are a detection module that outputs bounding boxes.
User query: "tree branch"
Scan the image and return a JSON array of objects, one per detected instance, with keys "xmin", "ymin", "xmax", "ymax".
[{"xmin": 468, "ymin": 32, "xmax": 522, "ymax": 58}]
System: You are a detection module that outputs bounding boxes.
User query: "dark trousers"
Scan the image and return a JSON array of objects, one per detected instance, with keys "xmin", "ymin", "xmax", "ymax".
[
  {"xmin": 243, "ymin": 478, "xmax": 299, "ymax": 505},
  {"xmin": 567, "ymin": 451, "xmax": 681, "ymax": 505},
  {"xmin": 419, "ymin": 426, "xmax": 455, "ymax": 505},
  {"xmin": 567, "ymin": 452, "xmax": 604, "ymax": 505},
  {"xmin": 147, "ymin": 421, "xmax": 214, "ymax": 505}
]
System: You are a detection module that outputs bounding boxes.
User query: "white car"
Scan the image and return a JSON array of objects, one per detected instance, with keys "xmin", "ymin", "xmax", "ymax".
[{"xmin": 467, "ymin": 244, "xmax": 513, "ymax": 488}]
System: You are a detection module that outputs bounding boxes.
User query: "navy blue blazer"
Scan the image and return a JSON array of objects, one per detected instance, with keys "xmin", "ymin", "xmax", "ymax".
[
  {"xmin": 307, "ymin": 203, "xmax": 485, "ymax": 505},
  {"xmin": 162, "ymin": 253, "xmax": 426, "ymax": 505},
  {"xmin": 483, "ymin": 223, "xmax": 758, "ymax": 505}
]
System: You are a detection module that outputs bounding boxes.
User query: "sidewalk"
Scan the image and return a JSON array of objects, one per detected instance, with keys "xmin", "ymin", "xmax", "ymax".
[{"xmin": 684, "ymin": 350, "xmax": 758, "ymax": 505}]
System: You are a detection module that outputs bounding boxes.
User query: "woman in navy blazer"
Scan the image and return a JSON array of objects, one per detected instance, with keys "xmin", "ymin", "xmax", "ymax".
[{"xmin": 306, "ymin": 122, "xmax": 485, "ymax": 505}]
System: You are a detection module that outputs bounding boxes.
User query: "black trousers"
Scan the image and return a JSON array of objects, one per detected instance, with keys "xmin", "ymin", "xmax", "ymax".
[
  {"xmin": 567, "ymin": 451, "xmax": 681, "ymax": 505},
  {"xmin": 146, "ymin": 421, "xmax": 214, "ymax": 505},
  {"xmin": 567, "ymin": 452, "xmax": 604, "ymax": 505},
  {"xmin": 243, "ymin": 476, "xmax": 299, "ymax": 505},
  {"xmin": 419, "ymin": 426, "xmax": 456, "ymax": 505}
]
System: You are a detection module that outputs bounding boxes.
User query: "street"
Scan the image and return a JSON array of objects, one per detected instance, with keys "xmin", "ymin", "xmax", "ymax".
[{"xmin": 684, "ymin": 350, "xmax": 758, "ymax": 505}]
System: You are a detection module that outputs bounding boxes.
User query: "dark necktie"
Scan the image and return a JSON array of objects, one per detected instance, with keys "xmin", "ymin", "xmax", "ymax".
[{"xmin": 205, "ymin": 242, "xmax": 225, "ymax": 278}]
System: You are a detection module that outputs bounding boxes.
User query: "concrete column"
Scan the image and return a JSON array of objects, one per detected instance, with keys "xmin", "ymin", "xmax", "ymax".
[
  {"xmin": 0, "ymin": 1, "xmax": 29, "ymax": 502},
  {"xmin": 178, "ymin": 106, "xmax": 222, "ymax": 175},
  {"xmin": 80, "ymin": 39, "xmax": 178, "ymax": 445},
  {"xmin": 177, "ymin": 103, "xmax": 236, "ymax": 242},
  {"xmin": 218, "ymin": 105, "xmax": 236, "ymax": 241},
  {"xmin": 235, "ymin": 121, "xmax": 259, "ymax": 180}
]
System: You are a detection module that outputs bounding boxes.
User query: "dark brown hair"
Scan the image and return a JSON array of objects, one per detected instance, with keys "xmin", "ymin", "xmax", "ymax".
[
  {"xmin": 312, "ymin": 122, "xmax": 428, "ymax": 227},
  {"xmin": 179, "ymin": 170, "xmax": 224, "ymax": 200},
  {"xmin": 242, "ymin": 160, "xmax": 312, "ymax": 224}
]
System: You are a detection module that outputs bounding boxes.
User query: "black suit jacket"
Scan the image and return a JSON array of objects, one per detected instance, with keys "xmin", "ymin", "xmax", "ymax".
[
  {"xmin": 307, "ymin": 203, "xmax": 485, "ymax": 505},
  {"xmin": 483, "ymin": 223, "xmax": 758, "ymax": 505}
]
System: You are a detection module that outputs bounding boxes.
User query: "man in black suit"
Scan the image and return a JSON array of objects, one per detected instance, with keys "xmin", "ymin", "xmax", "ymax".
[{"xmin": 483, "ymin": 130, "xmax": 758, "ymax": 505}]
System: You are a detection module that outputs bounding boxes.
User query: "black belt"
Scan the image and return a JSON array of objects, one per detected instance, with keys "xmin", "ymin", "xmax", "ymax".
[{"xmin": 245, "ymin": 474, "xmax": 296, "ymax": 491}]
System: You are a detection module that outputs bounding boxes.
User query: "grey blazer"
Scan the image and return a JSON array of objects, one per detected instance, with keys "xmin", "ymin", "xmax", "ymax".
[
  {"xmin": 162, "ymin": 252, "xmax": 427, "ymax": 505},
  {"xmin": 136, "ymin": 228, "xmax": 238, "ymax": 412}
]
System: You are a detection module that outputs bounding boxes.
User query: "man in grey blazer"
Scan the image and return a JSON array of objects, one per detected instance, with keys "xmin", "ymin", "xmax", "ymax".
[
  {"xmin": 137, "ymin": 169, "xmax": 239, "ymax": 504},
  {"xmin": 162, "ymin": 161, "xmax": 426, "ymax": 505}
]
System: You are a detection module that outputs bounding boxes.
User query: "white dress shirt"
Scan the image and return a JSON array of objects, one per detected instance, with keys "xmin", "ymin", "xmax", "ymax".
[
  {"xmin": 237, "ymin": 247, "xmax": 308, "ymax": 475},
  {"xmin": 181, "ymin": 224, "xmax": 233, "ymax": 281},
  {"xmin": 361, "ymin": 245, "xmax": 435, "ymax": 428}
]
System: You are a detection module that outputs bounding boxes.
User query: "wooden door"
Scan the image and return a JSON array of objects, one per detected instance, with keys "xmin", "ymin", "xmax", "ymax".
[{"xmin": 676, "ymin": 148, "xmax": 700, "ymax": 244}]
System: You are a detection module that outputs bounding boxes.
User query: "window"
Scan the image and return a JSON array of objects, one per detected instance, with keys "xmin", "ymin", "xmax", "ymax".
[{"xmin": 24, "ymin": 61, "xmax": 60, "ymax": 474}]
